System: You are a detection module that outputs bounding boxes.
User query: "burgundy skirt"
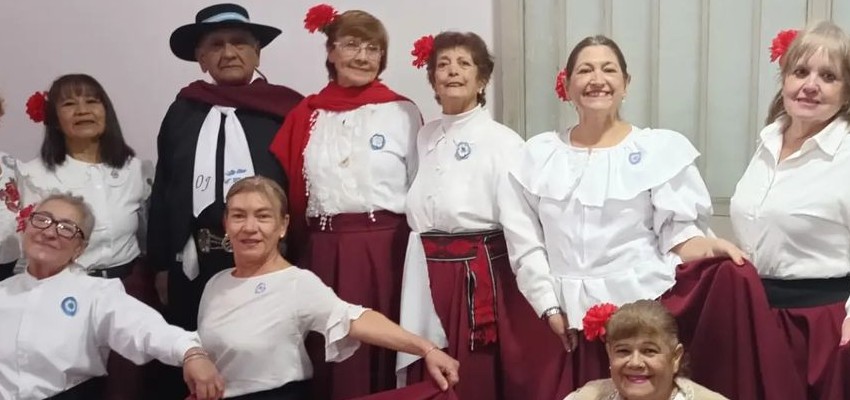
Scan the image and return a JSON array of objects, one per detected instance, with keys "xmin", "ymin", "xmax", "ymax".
[
  {"xmin": 405, "ymin": 230, "xmax": 553, "ymax": 400},
  {"xmin": 772, "ymin": 300, "xmax": 847, "ymax": 399},
  {"xmin": 302, "ymin": 211, "xmax": 410, "ymax": 400},
  {"xmin": 661, "ymin": 257, "xmax": 807, "ymax": 400},
  {"xmin": 348, "ymin": 381, "xmax": 458, "ymax": 400}
]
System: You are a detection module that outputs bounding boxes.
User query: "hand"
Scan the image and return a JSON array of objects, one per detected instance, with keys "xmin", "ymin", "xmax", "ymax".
[
  {"xmin": 183, "ymin": 355, "xmax": 224, "ymax": 400},
  {"xmin": 423, "ymin": 347, "xmax": 460, "ymax": 391},
  {"xmin": 840, "ymin": 318, "xmax": 850, "ymax": 347},
  {"xmin": 675, "ymin": 237, "xmax": 747, "ymax": 266},
  {"xmin": 155, "ymin": 271, "xmax": 169, "ymax": 305},
  {"xmin": 547, "ymin": 312, "xmax": 578, "ymax": 352}
]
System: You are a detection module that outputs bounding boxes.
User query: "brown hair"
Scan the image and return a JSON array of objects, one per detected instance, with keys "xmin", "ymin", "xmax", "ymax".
[
  {"xmin": 225, "ymin": 176, "xmax": 289, "ymax": 220},
  {"xmin": 42, "ymin": 74, "xmax": 135, "ymax": 171},
  {"xmin": 323, "ymin": 10, "xmax": 389, "ymax": 81},
  {"xmin": 605, "ymin": 300, "xmax": 678, "ymax": 347},
  {"xmin": 0, "ymin": 94, "xmax": 5, "ymax": 118},
  {"xmin": 425, "ymin": 31, "xmax": 495, "ymax": 106},
  {"xmin": 765, "ymin": 21, "xmax": 850, "ymax": 125},
  {"xmin": 565, "ymin": 35, "xmax": 630, "ymax": 81}
]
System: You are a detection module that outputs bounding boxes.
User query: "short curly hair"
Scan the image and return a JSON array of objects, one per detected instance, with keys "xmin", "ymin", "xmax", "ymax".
[{"xmin": 425, "ymin": 31, "xmax": 494, "ymax": 106}]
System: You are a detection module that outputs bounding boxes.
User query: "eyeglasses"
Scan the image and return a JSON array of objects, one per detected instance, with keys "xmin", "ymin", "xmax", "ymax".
[
  {"xmin": 29, "ymin": 211, "xmax": 85, "ymax": 240},
  {"xmin": 334, "ymin": 40, "xmax": 383, "ymax": 60}
]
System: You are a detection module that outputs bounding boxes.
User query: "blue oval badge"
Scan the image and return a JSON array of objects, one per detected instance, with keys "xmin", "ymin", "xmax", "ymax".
[
  {"xmin": 370, "ymin": 133, "xmax": 386, "ymax": 150},
  {"xmin": 455, "ymin": 142, "xmax": 472, "ymax": 160},
  {"xmin": 628, "ymin": 151, "xmax": 642, "ymax": 165},
  {"xmin": 61, "ymin": 296, "xmax": 78, "ymax": 317},
  {"xmin": 255, "ymin": 282, "xmax": 267, "ymax": 294}
]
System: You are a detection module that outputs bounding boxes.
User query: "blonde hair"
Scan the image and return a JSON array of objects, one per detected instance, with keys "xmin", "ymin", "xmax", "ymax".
[
  {"xmin": 224, "ymin": 176, "xmax": 289, "ymax": 219},
  {"xmin": 766, "ymin": 21, "xmax": 850, "ymax": 125}
]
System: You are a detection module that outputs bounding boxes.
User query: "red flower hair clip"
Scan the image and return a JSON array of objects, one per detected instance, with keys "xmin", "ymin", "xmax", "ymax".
[
  {"xmin": 16, "ymin": 203, "xmax": 35, "ymax": 232},
  {"xmin": 555, "ymin": 68, "xmax": 570, "ymax": 101},
  {"xmin": 411, "ymin": 35, "xmax": 435, "ymax": 69},
  {"xmin": 582, "ymin": 303, "xmax": 618, "ymax": 341},
  {"xmin": 769, "ymin": 29, "xmax": 799, "ymax": 64},
  {"xmin": 304, "ymin": 4, "xmax": 338, "ymax": 34},
  {"xmin": 26, "ymin": 91, "xmax": 48, "ymax": 123}
]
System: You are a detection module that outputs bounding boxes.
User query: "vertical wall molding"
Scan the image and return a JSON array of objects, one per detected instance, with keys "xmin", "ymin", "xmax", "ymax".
[
  {"xmin": 696, "ymin": 0, "xmax": 711, "ymax": 173},
  {"xmin": 495, "ymin": 0, "xmax": 525, "ymax": 135},
  {"xmin": 649, "ymin": 0, "xmax": 661, "ymax": 127}
]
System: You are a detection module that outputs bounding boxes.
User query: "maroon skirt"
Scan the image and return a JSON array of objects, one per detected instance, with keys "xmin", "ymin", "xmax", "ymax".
[
  {"xmin": 348, "ymin": 381, "xmax": 458, "ymax": 400},
  {"xmin": 772, "ymin": 300, "xmax": 847, "ymax": 399},
  {"xmin": 302, "ymin": 211, "xmax": 410, "ymax": 400},
  {"xmin": 405, "ymin": 230, "xmax": 553, "ymax": 400},
  {"xmin": 661, "ymin": 257, "xmax": 807, "ymax": 400}
]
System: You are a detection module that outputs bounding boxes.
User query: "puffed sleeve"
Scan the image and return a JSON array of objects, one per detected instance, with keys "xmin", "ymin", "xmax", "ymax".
[
  {"xmin": 295, "ymin": 270, "xmax": 367, "ymax": 362},
  {"xmin": 497, "ymin": 135, "xmax": 560, "ymax": 317},
  {"xmin": 91, "ymin": 278, "xmax": 200, "ymax": 366},
  {"xmin": 650, "ymin": 163, "xmax": 713, "ymax": 253}
]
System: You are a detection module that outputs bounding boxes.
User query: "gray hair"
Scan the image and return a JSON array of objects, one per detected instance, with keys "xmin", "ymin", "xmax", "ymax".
[{"xmin": 37, "ymin": 193, "xmax": 96, "ymax": 240}]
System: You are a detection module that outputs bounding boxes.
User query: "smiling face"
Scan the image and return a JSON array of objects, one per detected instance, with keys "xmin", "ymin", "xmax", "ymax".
[
  {"xmin": 55, "ymin": 90, "xmax": 106, "ymax": 143},
  {"xmin": 607, "ymin": 335, "xmax": 683, "ymax": 400},
  {"xmin": 567, "ymin": 45, "xmax": 630, "ymax": 116},
  {"xmin": 432, "ymin": 46, "xmax": 485, "ymax": 112},
  {"xmin": 328, "ymin": 35, "xmax": 382, "ymax": 87},
  {"xmin": 782, "ymin": 48, "xmax": 847, "ymax": 125},
  {"xmin": 224, "ymin": 191, "xmax": 288, "ymax": 266},
  {"xmin": 23, "ymin": 199, "xmax": 87, "ymax": 274}
]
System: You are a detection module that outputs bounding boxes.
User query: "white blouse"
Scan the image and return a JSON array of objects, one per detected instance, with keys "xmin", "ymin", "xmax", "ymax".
[
  {"xmin": 17, "ymin": 156, "xmax": 152, "ymax": 271},
  {"xmin": 0, "ymin": 152, "xmax": 20, "ymax": 264},
  {"xmin": 304, "ymin": 101, "xmax": 420, "ymax": 219},
  {"xmin": 0, "ymin": 266, "xmax": 199, "ymax": 399},
  {"xmin": 398, "ymin": 106, "xmax": 527, "ymax": 380},
  {"xmin": 730, "ymin": 118, "xmax": 850, "ymax": 313},
  {"xmin": 507, "ymin": 127, "xmax": 712, "ymax": 328},
  {"xmin": 198, "ymin": 266, "xmax": 367, "ymax": 398}
]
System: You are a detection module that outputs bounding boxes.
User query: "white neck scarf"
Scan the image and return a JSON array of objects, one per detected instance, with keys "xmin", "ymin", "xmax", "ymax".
[{"xmin": 192, "ymin": 106, "xmax": 255, "ymax": 217}]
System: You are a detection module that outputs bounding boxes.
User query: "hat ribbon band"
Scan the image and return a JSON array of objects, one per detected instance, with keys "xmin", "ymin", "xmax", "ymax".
[{"xmin": 202, "ymin": 12, "xmax": 249, "ymax": 23}]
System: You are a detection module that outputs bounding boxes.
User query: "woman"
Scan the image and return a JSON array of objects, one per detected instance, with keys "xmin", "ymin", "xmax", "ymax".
[
  {"xmin": 504, "ymin": 35, "xmax": 792, "ymax": 399},
  {"xmin": 16, "ymin": 74, "xmax": 157, "ymax": 399},
  {"xmin": 398, "ymin": 31, "xmax": 550, "ymax": 400},
  {"xmin": 0, "ymin": 94, "xmax": 21, "ymax": 280},
  {"xmin": 0, "ymin": 193, "xmax": 223, "ymax": 400},
  {"xmin": 564, "ymin": 300, "xmax": 727, "ymax": 400},
  {"xmin": 269, "ymin": 5, "xmax": 420, "ymax": 399},
  {"xmin": 730, "ymin": 21, "xmax": 850, "ymax": 399},
  {"xmin": 196, "ymin": 176, "xmax": 458, "ymax": 400}
]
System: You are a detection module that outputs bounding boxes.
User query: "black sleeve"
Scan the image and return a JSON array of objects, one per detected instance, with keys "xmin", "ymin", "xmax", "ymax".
[{"xmin": 147, "ymin": 101, "xmax": 179, "ymax": 271}]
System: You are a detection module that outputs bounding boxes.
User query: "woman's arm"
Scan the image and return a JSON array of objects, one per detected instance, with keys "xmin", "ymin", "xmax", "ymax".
[{"xmin": 348, "ymin": 310, "xmax": 459, "ymax": 390}]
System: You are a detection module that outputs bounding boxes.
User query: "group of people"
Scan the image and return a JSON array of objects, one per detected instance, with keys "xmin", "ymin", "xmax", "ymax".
[{"xmin": 0, "ymin": 2, "xmax": 849, "ymax": 400}]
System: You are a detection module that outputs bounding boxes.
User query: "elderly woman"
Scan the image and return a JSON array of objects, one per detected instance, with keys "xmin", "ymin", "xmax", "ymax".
[
  {"xmin": 270, "ymin": 5, "xmax": 420, "ymax": 398},
  {"xmin": 564, "ymin": 300, "xmax": 727, "ymax": 400},
  {"xmin": 502, "ymin": 35, "xmax": 806, "ymax": 399},
  {"xmin": 0, "ymin": 94, "xmax": 20, "ymax": 281},
  {"xmin": 15, "ymin": 74, "xmax": 158, "ymax": 399},
  {"xmin": 0, "ymin": 193, "xmax": 223, "ymax": 400},
  {"xmin": 730, "ymin": 21, "xmax": 850, "ymax": 399},
  {"xmin": 398, "ymin": 31, "xmax": 549, "ymax": 400},
  {"xmin": 196, "ymin": 176, "xmax": 458, "ymax": 400}
]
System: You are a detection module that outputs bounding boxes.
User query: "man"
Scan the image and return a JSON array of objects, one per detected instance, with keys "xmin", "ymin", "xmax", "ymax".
[{"xmin": 149, "ymin": 2, "xmax": 302, "ymax": 334}]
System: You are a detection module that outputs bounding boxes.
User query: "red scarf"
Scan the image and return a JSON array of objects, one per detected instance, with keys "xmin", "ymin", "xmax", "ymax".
[
  {"xmin": 177, "ymin": 79, "xmax": 302, "ymax": 118},
  {"xmin": 269, "ymin": 80, "xmax": 410, "ymax": 262}
]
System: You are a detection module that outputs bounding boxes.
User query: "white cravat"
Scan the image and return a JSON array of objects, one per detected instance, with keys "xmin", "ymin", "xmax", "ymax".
[{"xmin": 185, "ymin": 106, "xmax": 254, "ymax": 280}]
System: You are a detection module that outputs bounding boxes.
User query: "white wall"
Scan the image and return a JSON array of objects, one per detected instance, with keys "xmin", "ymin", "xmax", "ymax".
[{"xmin": 0, "ymin": 0, "xmax": 496, "ymax": 162}]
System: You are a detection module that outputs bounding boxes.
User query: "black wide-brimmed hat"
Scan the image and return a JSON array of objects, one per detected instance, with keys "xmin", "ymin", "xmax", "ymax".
[{"xmin": 170, "ymin": 3, "xmax": 282, "ymax": 62}]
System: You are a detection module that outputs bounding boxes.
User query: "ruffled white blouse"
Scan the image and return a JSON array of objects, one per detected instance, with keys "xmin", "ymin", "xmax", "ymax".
[
  {"xmin": 0, "ymin": 153, "xmax": 20, "ymax": 265},
  {"xmin": 507, "ymin": 126, "xmax": 712, "ymax": 328}
]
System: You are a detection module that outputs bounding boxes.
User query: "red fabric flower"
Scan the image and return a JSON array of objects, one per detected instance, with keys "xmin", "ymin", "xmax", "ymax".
[
  {"xmin": 582, "ymin": 303, "xmax": 618, "ymax": 341},
  {"xmin": 304, "ymin": 4, "xmax": 338, "ymax": 33},
  {"xmin": 16, "ymin": 204, "xmax": 35, "ymax": 232},
  {"xmin": 555, "ymin": 68, "xmax": 570, "ymax": 101},
  {"xmin": 1, "ymin": 179, "xmax": 21, "ymax": 212},
  {"xmin": 26, "ymin": 91, "xmax": 48, "ymax": 123},
  {"xmin": 769, "ymin": 29, "xmax": 799, "ymax": 63},
  {"xmin": 411, "ymin": 35, "xmax": 434, "ymax": 69}
]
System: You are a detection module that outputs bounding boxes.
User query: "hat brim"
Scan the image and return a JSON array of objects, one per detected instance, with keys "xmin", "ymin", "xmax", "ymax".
[{"xmin": 170, "ymin": 22, "xmax": 282, "ymax": 62}]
